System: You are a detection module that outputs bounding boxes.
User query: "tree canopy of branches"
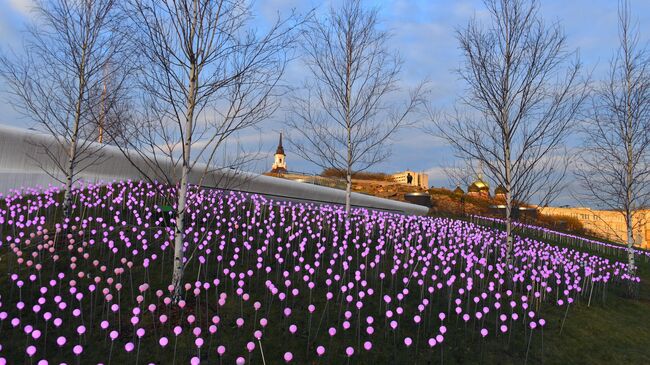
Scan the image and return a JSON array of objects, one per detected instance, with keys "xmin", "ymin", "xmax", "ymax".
[
  {"xmin": 287, "ymin": 0, "xmax": 426, "ymax": 214},
  {"xmin": 116, "ymin": 0, "xmax": 301, "ymax": 298},
  {"xmin": 431, "ymin": 0, "xmax": 587, "ymax": 262},
  {"xmin": 0, "ymin": 0, "xmax": 131, "ymax": 218},
  {"xmin": 575, "ymin": 0, "xmax": 650, "ymax": 280}
]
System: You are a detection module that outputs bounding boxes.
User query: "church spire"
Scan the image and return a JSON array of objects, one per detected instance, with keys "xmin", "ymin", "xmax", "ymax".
[
  {"xmin": 275, "ymin": 132, "xmax": 285, "ymax": 155},
  {"xmin": 271, "ymin": 132, "xmax": 288, "ymax": 173}
]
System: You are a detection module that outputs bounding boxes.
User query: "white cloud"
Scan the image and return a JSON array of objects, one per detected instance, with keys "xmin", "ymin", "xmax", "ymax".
[{"xmin": 7, "ymin": 0, "xmax": 34, "ymax": 17}]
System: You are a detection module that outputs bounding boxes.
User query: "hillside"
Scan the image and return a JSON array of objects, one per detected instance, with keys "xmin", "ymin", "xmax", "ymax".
[
  {"xmin": 263, "ymin": 173, "xmax": 616, "ymax": 249},
  {"xmin": 0, "ymin": 181, "xmax": 648, "ymax": 364},
  {"xmin": 351, "ymin": 180, "xmax": 597, "ymax": 238},
  {"xmin": 351, "ymin": 178, "xmax": 425, "ymax": 201}
]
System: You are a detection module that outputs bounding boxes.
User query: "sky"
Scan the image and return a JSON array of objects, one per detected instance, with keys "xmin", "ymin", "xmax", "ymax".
[{"xmin": 1, "ymin": 0, "xmax": 650, "ymax": 206}]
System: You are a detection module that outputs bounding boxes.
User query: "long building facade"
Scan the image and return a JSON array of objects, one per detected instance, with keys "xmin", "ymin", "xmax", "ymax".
[
  {"xmin": 392, "ymin": 170, "xmax": 429, "ymax": 189},
  {"xmin": 539, "ymin": 207, "xmax": 650, "ymax": 249}
]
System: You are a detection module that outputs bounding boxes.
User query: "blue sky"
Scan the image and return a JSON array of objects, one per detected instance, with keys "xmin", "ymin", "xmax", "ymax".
[{"xmin": 1, "ymin": 0, "xmax": 650, "ymax": 204}]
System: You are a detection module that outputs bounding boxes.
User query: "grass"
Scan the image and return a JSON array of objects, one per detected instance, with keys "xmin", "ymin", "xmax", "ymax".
[
  {"xmin": 464, "ymin": 220, "xmax": 650, "ymax": 364},
  {"xmin": 0, "ymin": 185, "xmax": 649, "ymax": 364},
  {"xmin": 538, "ymin": 232, "xmax": 650, "ymax": 363},
  {"xmin": 413, "ymin": 262, "xmax": 650, "ymax": 365}
]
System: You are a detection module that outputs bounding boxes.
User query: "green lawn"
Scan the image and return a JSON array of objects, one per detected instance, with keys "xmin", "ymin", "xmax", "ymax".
[
  {"xmin": 464, "ymin": 225, "xmax": 650, "ymax": 364},
  {"xmin": 1, "ymin": 189, "xmax": 649, "ymax": 364}
]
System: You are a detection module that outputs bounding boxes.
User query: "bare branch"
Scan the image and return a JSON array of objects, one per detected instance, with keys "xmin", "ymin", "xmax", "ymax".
[
  {"xmin": 286, "ymin": 0, "xmax": 427, "ymax": 214},
  {"xmin": 574, "ymin": 0, "xmax": 650, "ymax": 276},
  {"xmin": 426, "ymin": 0, "xmax": 588, "ymax": 263}
]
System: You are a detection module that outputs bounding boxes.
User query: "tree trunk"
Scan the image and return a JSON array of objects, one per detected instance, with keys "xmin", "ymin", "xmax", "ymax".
[
  {"xmin": 624, "ymin": 42, "xmax": 637, "ymax": 295},
  {"xmin": 62, "ymin": 132, "xmax": 79, "ymax": 219},
  {"xmin": 505, "ymin": 192, "xmax": 513, "ymax": 264},
  {"xmin": 626, "ymin": 215, "xmax": 636, "ymax": 273},
  {"xmin": 62, "ymin": 59, "xmax": 87, "ymax": 220},
  {"xmin": 345, "ymin": 170, "xmax": 352, "ymax": 214},
  {"xmin": 502, "ymin": 25, "xmax": 514, "ymax": 266},
  {"xmin": 344, "ymin": 25, "xmax": 353, "ymax": 216},
  {"xmin": 171, "ymin": 167, "xmax": 189, "ymax": 300},
  {"xmin": 345, "ymin": 114, "xmax": 352, "ymax": 214},
  {"xmin": 170, "ymin": 64, "xmax": 197, "ymax": 300},
  {"xmin": 504, "ymin": 134, "xmax": 514, "ymax": 265},
  {"xmin": 504, "ymin": 182, "xmax": 513, "ymax": 263},
  {"xmin": 625, "ymin": 211, "xmax": 637, "ymax": 296}
]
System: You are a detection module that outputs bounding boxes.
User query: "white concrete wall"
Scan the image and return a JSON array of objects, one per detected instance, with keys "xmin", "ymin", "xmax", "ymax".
[
  {"xmin": 0, "ymin": 124, "xmax": 429, "ymax": 215},
  {"xmin": 392, "ymin": 170, "xmax": 429, "ymax": 189}
]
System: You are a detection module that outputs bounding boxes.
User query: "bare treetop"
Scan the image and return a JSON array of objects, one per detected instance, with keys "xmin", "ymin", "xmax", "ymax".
[
  {"xmin": 110, "ymin": 0, "xmax": 304, "ymax": 300},
  {"xmin": 429, "ymin": 0, "xmax": 588, "ymax": 263},
  {"xmin": 115, "ymin": 0, "xmax": 303, "ymax": 185},
  {"xmin": 1, "ymin": 0, "xmax": 133, "ymax": 218},
  {"xmin": 575, "ymin": 0, "xmax": 650, "ymax": 279},
  {"xmin": 288, "ymin": 0, "xmax": 426, "ymax": 214},
  {"xmin": 435, "ymin": 0, "xmax": 586, "ymax": 207}
]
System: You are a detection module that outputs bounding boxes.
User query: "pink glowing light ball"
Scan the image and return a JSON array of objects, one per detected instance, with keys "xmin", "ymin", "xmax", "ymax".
[{"xmin": 284, "ymin": 352, "xmax": 293, "ymax": 362}]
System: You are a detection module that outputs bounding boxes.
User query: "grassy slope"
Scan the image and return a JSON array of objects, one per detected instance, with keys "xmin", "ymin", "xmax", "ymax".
[
  {"xmin": 516, "ymin": 246, "xmax": 650, "ymax": 365},
  {"xmin": 1, "ymin": 193, "xmax": 649, "ymax": 364},
  {"xmin": 429, "ymin": 242, "xmax": 650, "ymax": 365},
  {"xmin": 309, "ymin": 177, "xmax": 650, "ymax": 363}
]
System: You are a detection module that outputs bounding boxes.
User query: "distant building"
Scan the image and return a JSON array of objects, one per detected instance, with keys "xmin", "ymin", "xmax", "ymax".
[
  {"xmin": 467, "ymin": 177, "xmax": 490, "ymax": 198},
  {"xmin": 392, "ymin": 170, "xmax": 429, "ymax": 189},
  {"xmin": 494, "ymin": 185, "xmax": 506, "ymax": 201},
  {"xmin": 540, "ymin": 206, "xmax": 650, "ymax": 249},
  {"xmin": 270, "ymin": 133, "xmax": 287, "ymax": 174}
]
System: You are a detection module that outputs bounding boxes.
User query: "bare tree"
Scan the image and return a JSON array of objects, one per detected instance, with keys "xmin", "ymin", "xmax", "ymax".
[
  {"xmin": 287, "ymin": 0, "xmax": 426, "ymax": 215},
  {"xmin": 114, "ymin": 0, "xmax": 301, "ymax": 298},
  {"xmin": 575, "ymin": 0, "xmax": 650, "ymax": 281},
  {"xmin": 429, "ymin": 0, "xmax": 587, "ymax": 263},
  {"xmin": 0, "ymin": 0, "xmax": 131, "ymax": 218}
]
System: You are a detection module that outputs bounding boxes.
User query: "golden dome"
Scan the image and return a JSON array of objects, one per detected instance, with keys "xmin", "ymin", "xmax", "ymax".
[{"xmin": 469, "ymin": 178, "xmax": 489, "ymax": 191}]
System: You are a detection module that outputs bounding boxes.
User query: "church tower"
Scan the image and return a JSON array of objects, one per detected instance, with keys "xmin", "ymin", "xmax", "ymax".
[{"xmin": 271, "ymin": 133, "xmax": 287, "ymax": 173}]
